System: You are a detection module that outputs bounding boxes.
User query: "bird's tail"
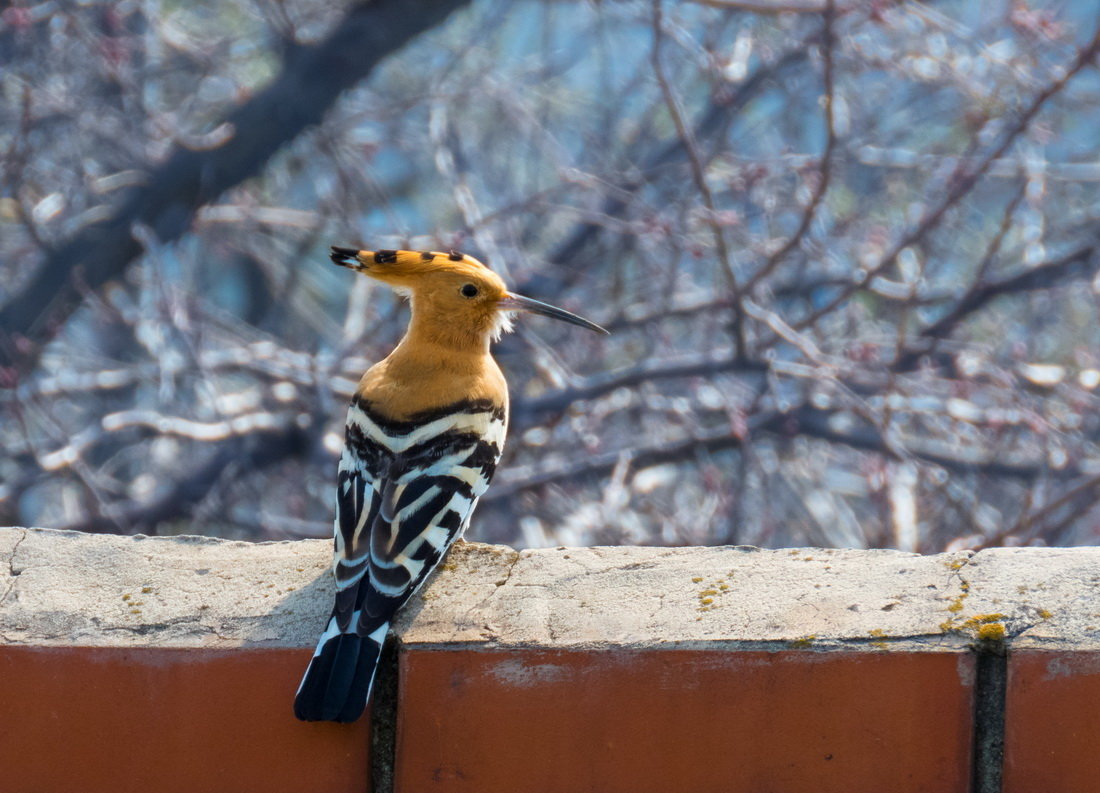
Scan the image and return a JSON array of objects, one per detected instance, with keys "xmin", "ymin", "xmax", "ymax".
[{"xmin": 294, "ymin": 616, "xmax": 389, "ymax": 723}]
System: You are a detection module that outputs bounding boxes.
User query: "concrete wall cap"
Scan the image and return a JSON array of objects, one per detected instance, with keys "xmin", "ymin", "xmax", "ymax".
[
  {"xmin": 4, "ymin": 527, "xmax": 1100, "ymax": 652},
  {"xmin": 398, "ymin": 543, "xmax": 974, "ymax": 651}
]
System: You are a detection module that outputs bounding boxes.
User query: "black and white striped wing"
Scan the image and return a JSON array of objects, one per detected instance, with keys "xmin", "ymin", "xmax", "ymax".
[
  {"xmin": 294, "ymin": 398, "xmax": 505, "ymax": 722},
  {"xmin": 336, "ymin": 398, "xmax": 505, "ymax": 611}
]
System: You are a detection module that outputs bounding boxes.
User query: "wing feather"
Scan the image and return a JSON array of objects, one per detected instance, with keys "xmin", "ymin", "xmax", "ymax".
[{"xmin": 335, "ymin": 402, "xmax": 504, "ymax": 625}]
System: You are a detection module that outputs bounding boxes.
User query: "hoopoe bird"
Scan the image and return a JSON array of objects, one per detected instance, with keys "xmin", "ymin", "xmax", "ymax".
[{"xmin": 294, "ymin": 247, "xmax": 606, "ymax": 723}]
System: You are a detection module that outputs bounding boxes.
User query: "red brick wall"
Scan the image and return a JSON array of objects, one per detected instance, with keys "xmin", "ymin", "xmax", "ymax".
[{"xmin": 0, "ymin": 642, "xmax": 1062, "ymax": 793}]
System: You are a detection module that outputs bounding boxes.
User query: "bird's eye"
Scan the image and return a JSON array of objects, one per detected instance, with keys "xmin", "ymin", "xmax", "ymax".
[{"xmin": 460, "ymin": 284, "xmax": 479, "ymax": 298}]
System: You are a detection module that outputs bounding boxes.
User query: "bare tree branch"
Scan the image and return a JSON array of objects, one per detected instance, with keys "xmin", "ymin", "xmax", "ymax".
[
  {"xmin": 794, "ymin": 22, "xmax": 1100, "ymax": 332},
  {"xmin": 526, "ymin": 41, "xmax": 814, "ymax": 297},
  {"xmin": 744, "ymin": 0, "xmax": 838, "ymax": 293},
  {"xmin": 687, "ymin": 0, "xmax": 848, "ymax": 12},
  {"xmin": 896, "ymin": 239, "xmax": 1100, "ymax": 370},
  {"xmin": 511, "ymin": 353, "xmax": 769, "ymax": 428},
  {"xmin": 56, "ymin": 425, "xmax": 309, "ymax": 534},
  {"xmin": 0, "ymin": 0, "xmax": 471, "ymax": 373},
  {"xmin": 489, "ymin": 403, "xmax": 1076, "ymax": 502}
]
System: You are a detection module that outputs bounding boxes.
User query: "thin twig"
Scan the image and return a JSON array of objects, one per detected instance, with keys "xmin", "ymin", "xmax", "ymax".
[
  {"xmin": 652, "ymin": 0, "xmax": 747, "ymax": 359},
  {"xmin": 896, "ymin": 239, "xmax": 1100, "ymax": 371},
  {"xmin": 744, "ymin": 0, "xmax": 838, "ymax": 294},
  {"xmin": 688, "ymin": 0, "xmax": 847, "ymax": 13}
]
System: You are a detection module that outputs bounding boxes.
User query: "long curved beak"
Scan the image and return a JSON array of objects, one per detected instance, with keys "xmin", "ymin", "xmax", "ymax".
[{"xmin": 500, "ymin": 293, "xmax": 608, "ymax": 335}]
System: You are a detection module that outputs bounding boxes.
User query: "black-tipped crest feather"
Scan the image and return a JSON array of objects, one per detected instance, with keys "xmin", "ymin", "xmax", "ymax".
[{"xmin": 330, "ymin": 246, "xmax": 360, "ymax": 267}]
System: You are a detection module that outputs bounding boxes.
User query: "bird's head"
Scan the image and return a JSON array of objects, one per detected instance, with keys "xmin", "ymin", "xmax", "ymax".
[{"xmin": 330, "ymin": 246, "xmax": 607, "ymax": 343}]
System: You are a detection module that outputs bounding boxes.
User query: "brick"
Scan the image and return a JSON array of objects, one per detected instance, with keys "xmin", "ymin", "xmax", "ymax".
[
  {"xmin": 396, "ymin": 648, "xmax": 974, "ymax": 793},
  {"xmin": 1004, "ymin": 650, "xmax": 1100, "ymax": 793},
  {"xmin": 0, "ymin": 646, "xmax": 369, "ymax": 793}
]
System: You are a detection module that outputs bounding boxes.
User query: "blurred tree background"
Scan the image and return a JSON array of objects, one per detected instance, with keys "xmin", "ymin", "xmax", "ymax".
[{"xmin": 2, "ymin": 0, "xmax": 1100, "ymax": 551}]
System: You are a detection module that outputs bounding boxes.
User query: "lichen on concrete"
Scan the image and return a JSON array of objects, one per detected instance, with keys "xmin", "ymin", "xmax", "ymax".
[
  {"xmin": 401, "ymin": 544, "xmax": 976, "ymax": 652},
  {"xmin": 960, "ymin": 547, "xmax": 1100, "ymax": 651}
]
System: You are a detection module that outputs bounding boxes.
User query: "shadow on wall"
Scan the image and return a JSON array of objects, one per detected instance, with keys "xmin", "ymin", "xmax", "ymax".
[{"xmin": 245, "ymin": 563, "xmax": 333, "ymax": 647}]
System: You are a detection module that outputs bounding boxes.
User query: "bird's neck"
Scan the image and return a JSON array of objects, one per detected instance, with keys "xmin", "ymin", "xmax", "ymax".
[{"xmin": 403, "ymin": 310, "xmax": 493, "ymax": 356}]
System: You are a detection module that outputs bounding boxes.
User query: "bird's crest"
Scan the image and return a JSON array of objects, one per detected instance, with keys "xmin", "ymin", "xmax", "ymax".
[{"xmin": 330, "ymin": 247, "xmax": 490, "ymax": 274}]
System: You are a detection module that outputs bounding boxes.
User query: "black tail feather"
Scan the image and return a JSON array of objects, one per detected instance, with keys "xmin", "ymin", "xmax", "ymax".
[
  {"xmin": 321, "ymin": 634, "xmax": 361, "ymax": 717},
  {"xmin": 338, "ymin": 639, "xmax": 382, "ymax": 723},
  {"xmin": 294, "ymin": 621, "xmax": 386, "ymax": 723}
]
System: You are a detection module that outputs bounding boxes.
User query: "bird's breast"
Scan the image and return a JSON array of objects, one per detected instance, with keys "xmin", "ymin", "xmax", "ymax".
[{"xmin": 355, "ymin": 345, "xmax": 508, "ymax": 424}]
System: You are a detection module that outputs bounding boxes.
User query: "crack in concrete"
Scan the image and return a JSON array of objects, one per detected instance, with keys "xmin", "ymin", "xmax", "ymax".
[
  {"xmin": 497, "ymin": 550, "xmax": 522, "ymax": 589},
  {"xmin": 97, "ymin": 612, "xmax": 206, "ymax": 636},
  {"xmin": 1004, "ymin": 618, "xmax": 1045, "ymax": 641},
  {"xmin": 937, "ymin": 552, "xmax": 977, "ymax": 634},
  {"xmin": 0, "ymin": 529, "xmax": 28, "ymax": 608},
  {"xmin": 453, "ymin": 548, "xmax": 521, "ymax": 635}
]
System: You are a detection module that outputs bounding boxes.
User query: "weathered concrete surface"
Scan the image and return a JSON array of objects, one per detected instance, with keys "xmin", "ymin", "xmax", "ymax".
[
  {"xmin": 399, "ymin": 544, "xmax": 974, "ymax": 651},
  {"xmin": 0, "ymin": 527, "xmax": 331, "ymax": 647},
  {"xmin": 960, "ymin": 547, "xmax": 1100, "ymax": 651},
  {"xmin": 3, "ymin": 526, "xmax": 1099, "ymax": 652}
]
